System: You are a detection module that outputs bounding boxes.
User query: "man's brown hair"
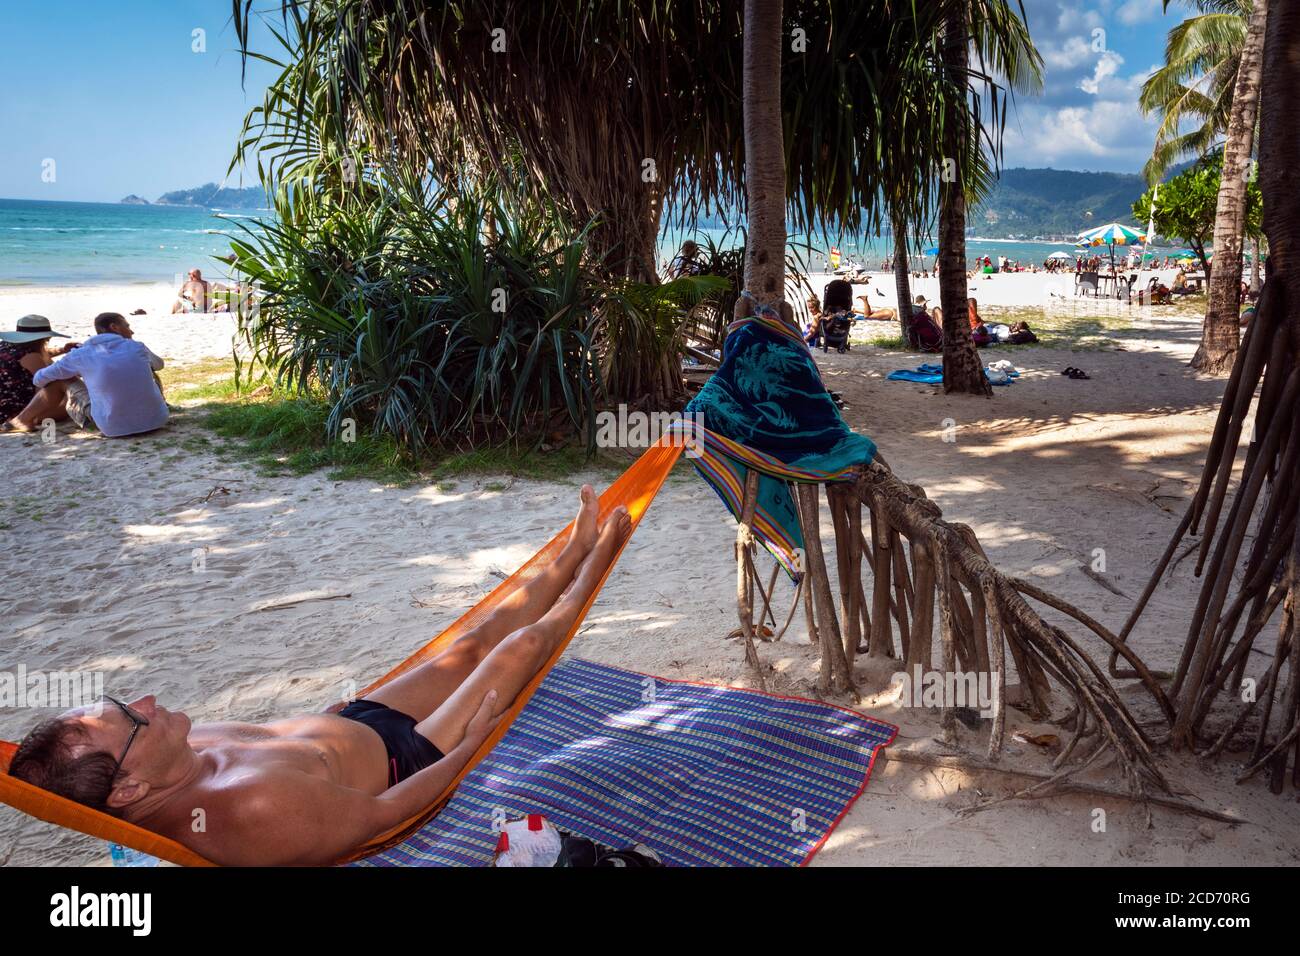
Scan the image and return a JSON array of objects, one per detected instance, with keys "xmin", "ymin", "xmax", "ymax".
[{"xmin": 8, "ymin": 717, "xmax": 119, "ymax": 813}]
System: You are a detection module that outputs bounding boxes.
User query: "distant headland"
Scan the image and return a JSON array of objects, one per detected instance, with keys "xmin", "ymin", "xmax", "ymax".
[{"xmin": 119, "ymin": 182, "xmax": 269, "ymax": 210}]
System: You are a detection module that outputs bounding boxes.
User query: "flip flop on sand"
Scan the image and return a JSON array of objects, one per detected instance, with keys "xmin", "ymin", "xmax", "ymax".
[{"xmin": 1066, "ymin": 368, "xmax": 1090, "ymax": 380}]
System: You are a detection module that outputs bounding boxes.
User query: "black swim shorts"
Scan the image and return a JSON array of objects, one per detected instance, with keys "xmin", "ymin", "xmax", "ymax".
[{"xmin": 338, "ymin": 699, "xmax": 445, "ymax": 787}]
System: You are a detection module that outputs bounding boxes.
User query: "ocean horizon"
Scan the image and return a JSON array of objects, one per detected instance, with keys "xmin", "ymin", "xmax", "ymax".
[{"xmin": 0, "ymin": 197, "xmax": 1170, "ymax": 288}]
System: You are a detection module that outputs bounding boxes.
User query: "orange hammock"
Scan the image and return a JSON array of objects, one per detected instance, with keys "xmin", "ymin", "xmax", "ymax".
[{"xmin": 0, "ymin": 439, "xmax": 685, "ymax": 867}]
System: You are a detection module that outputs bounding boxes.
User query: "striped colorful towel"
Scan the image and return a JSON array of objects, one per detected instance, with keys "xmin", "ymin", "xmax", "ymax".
[
  {"xmin": 682, "ymin": 303, "xmax": 876, "ymax": 579},
  {"xmin": 357, "ymin": 658, "xmax": 897, "ymax": 867}
]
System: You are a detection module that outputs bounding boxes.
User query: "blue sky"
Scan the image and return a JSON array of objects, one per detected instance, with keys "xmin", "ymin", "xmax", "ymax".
[
  {"xmin": 1006, "ymin": 0, "xmax": 1193, "ymax": 173},
  {"xmin": 0, "ymin": 0, "xmax": 1191, "ymax": 203},
  {"xmin": 0, "ymin": 1, "xmax": 280, "ymax": 202}
]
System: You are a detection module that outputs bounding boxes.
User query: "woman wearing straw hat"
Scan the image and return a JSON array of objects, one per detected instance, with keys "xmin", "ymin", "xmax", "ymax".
[{"xmin": 0, "ymin": 315, "xmax": 77, "ymax": 429}]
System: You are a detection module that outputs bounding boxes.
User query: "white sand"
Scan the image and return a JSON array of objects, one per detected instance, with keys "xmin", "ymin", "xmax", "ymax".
[
  {"xmin": 0, "ymin": 285, "xmax": 238, "ymax": 366},
  {"xmin": 800, "ymin": 267, "xmax": 1193, "ymax": 311},
  {"xmin": 2, "ymin": 283, "xmax": 1296, "ymax": 868}
]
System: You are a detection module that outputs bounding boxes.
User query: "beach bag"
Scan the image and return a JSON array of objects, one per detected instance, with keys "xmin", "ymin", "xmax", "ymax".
[
  {"xmin": 492, "ymin": 814, "xmax": 664, "ymax": 868},
  {"xmin": 908, "ymin": 312, "xmax": 943, "ymax": 353}
]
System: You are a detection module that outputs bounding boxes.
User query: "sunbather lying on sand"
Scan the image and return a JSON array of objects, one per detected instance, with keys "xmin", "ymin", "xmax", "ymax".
[
  {"xmin": 8, "ymin": 487, "xmax": 631, "ymax": 865},
  {"xmin": 856, "ymin": 293, "xmax": 896, "ymax": 322}
]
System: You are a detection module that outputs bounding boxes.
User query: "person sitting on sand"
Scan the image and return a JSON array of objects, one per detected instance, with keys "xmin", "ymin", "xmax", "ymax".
[
  {"xmin": 968, "ymin": 297, "xmax": 992, "ymax": 347},
  {"xmin": 171, "ymin": 269, "xmax": 211, "ymax": 314},
  {"xmin": 1171, "ymin": 269, "xmax": 1197, "ymax": 296},
  {"xmin": 1145, "ymin": 277, "xmax": 1173, "ymax": 305},
  {"xmin": 0, "ymin": 315, "xmax": 78, "ymax": 429},
  {"xmin": 906, "ymin": 296, "xmax": 943, "ymax": 353},
  {"xmin": 20, "ymin": 312, "xmax": 168, "ymax": 438},
  {"xmin": 666, "ymin": 241, "xmax": 703, "ymax": 279},
  {"xmin": 804, "ymin": 294, "xmax": 825, "ymax": 348},
  {"xmin": 7, "ymin": 489, "xmax": 632, "ymax": 866}
]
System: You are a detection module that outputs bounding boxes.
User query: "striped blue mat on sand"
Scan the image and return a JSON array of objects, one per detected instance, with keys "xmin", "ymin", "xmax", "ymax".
[{"xmin": 358, "ymin": 658, "xmax": 896, "ymax": 867}]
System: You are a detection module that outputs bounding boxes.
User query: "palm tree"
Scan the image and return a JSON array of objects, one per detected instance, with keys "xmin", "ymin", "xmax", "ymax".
[
  {"xmin": 890, "ymin": 212, "xmax": 915, "ymax": 343},
  {"xmin": 937, "ymin": 3, "xmax": 990, "ymax": 396},
  {"xmin": 231, "ymin": 0, "xmax": 1039, "ymax": 408},
  {"xmin": 741, "ymin": 0, "xmax": 786, "ymax": 302},
  {"xmin": 1141, "ymin": 0, "xmax": 1252, "ymax": 185},
  {"xmin": 1140, "ymin": 1, "xmax": 1268, "ymax": 375},
  {"xmin": 1144, "ymin": 0, "xmax": 1253, "ymax": 183},
  {"xmin": 1196, "ymin": 0, "xmax": 1268, "ymax": 373}
]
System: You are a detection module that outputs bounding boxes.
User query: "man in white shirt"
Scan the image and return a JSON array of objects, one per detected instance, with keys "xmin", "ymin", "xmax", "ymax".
[{"xmin": 32, "ymin": 312, "xmax": 169, "ymax": 438}]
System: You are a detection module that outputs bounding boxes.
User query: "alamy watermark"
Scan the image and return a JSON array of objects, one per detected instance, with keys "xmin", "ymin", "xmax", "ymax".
[
  {"xmin": 594, "ymin": 404, "xmax": 706, "ymax": 458},
  {"xmin": 892, "ymin": 664, "xmax": 998, "ymax": 718},
  {"xmin": 0, "ymin": 665, "xmax": 105, "ymax": 710}
]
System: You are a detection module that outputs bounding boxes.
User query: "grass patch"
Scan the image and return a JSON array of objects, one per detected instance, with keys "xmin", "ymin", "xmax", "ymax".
[
  {"xmin": 203, "ymin": 396, "xmax": 421, "ymax": 484},
  {"xmin": 429, "ymin": 445, "xmax": 622, "ymax": 483},
  {"xmin": 197, "ymin": 388, "xmax": 622, "ymax": 485}
]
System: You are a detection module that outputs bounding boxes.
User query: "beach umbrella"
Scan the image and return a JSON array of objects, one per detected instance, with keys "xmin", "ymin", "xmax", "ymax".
[
  {"xmin": 1077, "ymin": 222, "xmax": 1147, "ymax": 275},
  {"xmin": 1047, "ymin": 251, "xmax": 1072, "ymax": 260}
]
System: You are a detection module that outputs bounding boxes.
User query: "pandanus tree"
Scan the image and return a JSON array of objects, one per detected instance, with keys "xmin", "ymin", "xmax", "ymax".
[
  {"xmin": 1122, "ymin": 0, "xmax": 1300, "ymax": 792},
  {"xmin": 232, "ymin": 2, "xmax": 1040, "ymax": 388}
]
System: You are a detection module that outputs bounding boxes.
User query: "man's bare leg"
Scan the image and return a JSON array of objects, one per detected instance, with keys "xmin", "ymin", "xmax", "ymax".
[
  {"xmin": 363, "ymin": 485, "xmax": 610, "ymax": 720},
  {"xmin": 415, "ymin": 505, "xmax": 632, "ymax": 755}
]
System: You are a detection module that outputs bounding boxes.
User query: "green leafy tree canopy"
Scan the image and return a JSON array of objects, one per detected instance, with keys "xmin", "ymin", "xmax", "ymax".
[{"xmin": 1133, "ymin": 151, "xmax": 1261, "ymax": 274}]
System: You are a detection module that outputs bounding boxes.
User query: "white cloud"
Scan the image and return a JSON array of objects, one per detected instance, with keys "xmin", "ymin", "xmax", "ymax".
[
  {"xmin": 1079, "ymin": 50, "xmax": 1125, "ymax": 94},
  {"xmin": 1116, "ymin": 0, "xmax": 1164, "ymax": 26},
  {"xmin": 1041, "ymin": 35, "xmax": 1099, "ymax": 71},
  {"xmin": 1006, "ymin": 98, "xmax": 1158, "ymax": 166}
]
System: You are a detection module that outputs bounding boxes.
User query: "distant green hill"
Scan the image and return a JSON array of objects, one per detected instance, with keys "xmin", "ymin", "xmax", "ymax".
[
  {"xmin": 969, "ymin": 168, "xmax": 1143, "ymax": 237},
  {"xmin": 151, "ymin": 183, "xmax": 268, "ymax": 209},
  {"xmin": 968, "ymin": 165, "xmax": 1192, "ymax": 238}
]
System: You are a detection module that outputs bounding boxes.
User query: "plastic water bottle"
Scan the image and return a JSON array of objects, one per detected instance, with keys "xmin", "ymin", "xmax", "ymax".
[{"xmin": 108, "ymin": 843, "xmax": 159, "ymax": 867}]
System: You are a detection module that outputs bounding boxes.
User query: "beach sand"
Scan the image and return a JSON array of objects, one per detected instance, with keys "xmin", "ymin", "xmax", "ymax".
[
  {"xmin": 0, "ymin": 284, "xmax": 238, "ymax": 365},
  {"xmin": 2, "ymin": 280, "xmax": 1296, "ymax": 868}
]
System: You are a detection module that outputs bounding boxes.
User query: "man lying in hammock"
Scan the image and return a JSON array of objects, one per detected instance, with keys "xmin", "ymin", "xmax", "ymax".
[{"xmin": 8, "ymin": 487, "xmax": 631, "ymax": 866}]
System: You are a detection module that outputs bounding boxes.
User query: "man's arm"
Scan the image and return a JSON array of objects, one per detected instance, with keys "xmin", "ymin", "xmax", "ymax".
[
  {"xmin": 31, "ymin": 354, "xmax": 81, "ymax": 388},
  {"xmin": 136, "ymin": 342, "xmax": 164, "ymax": 371}
]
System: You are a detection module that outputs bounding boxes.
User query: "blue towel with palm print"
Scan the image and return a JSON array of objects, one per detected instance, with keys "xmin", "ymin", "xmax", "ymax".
[{"xmin": 682, "ymin": 299, "xmax": 876, "ymax": 579}]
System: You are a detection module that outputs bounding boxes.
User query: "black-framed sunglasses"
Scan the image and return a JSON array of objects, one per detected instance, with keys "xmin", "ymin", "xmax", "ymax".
[{"xmin": 99, "ymin": 695, "xmax": 149, "ymax": 777}]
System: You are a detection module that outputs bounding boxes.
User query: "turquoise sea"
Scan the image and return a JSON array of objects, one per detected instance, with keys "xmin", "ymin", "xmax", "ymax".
[
  {"xmin": 0, "ymin": 198, "xmax": 256, "ymax": 287},
  {"xmin": 1, "ymin": 197, "xmax": 1140, "ymax": 287}
]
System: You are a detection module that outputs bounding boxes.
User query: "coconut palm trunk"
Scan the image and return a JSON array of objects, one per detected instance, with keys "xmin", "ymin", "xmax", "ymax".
[
  {"xmin": 1193, "ymin": 0, "xmax": 1269, "ymax": 374},
  {"xmin": 892, "ymin": 213, "xmax": 914, "ymax": 343},
  {"xmin": 938, "ymin": 3, "xmax": 991, "ymax": 396},
  {"xmin": 742, "ymin": 0, "xmax": 787, "ymax": 302}
]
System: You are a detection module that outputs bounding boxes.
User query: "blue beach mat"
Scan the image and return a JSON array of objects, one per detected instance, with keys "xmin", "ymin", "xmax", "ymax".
[
  {"xmin": 357, "ymin": 658, "xmax": 897, "ymax": 867},
  {"xmin": 887, "ymin": 363, "xmax": 1020, "ymax": 385}
]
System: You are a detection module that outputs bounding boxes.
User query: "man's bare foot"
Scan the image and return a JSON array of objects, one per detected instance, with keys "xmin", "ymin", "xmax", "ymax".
[
  {"xmin": 565, "ymin": 484, "xmax": 600, "ymax": 558},
  {"xmin": 576, "ymin": 505, "xmax": 630, "ymax": 580}
]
